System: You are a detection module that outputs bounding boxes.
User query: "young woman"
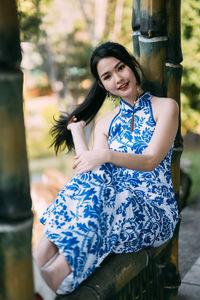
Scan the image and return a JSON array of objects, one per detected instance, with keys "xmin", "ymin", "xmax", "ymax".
[{"xmin": 33, "ymin": 41, "xmax": 179, "ymax": 299}]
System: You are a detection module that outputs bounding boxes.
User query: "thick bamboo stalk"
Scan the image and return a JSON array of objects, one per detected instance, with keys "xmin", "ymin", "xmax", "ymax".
[
  {"xmin": 166, "ymin": 63, "xmax": 183, "ymax": 214},
  {"xmin": 132, "ymin": 0, "xmax": 140, "ymax": 31},
  {"xmin": 133, "ymin": 0, "xmax": 168, "ymax": 95},
  {"xmin": 166, "ymin": 0, "xmax": 182, "ymax": 63},
  {"xmin": 164, "ymin": 0, "xmax": 183, "ymax": 213},
  {"xmin": 140, "ymin": 0, "xmax": 166, "ymax": 37},
  {"xmin": 165, "ymin": 0, "xmax": 183, "ymax": 211},
  {"xmin": 0, "ymin": 71, "xmax": 32, "ymax": 220},
  {"xmin": 163, "ymin": 2, "xmax": 183, "ymax": 297},
  {"xmin": 139, "ymin": 36, "xmax": 167, "ymax": 96},
  {"xmin": 163, "ymin": 223, "xmax": 181, "ymax": 300},
  {"xmin": 0, "ymin": 1, "xmax": 34, "ymax": 299},
  {"xmin": 0, "ymin": 0, "xmax": 21, "ymax": 69},
  {"xmin": 132, "ymin": 31, "xmax": 140, "ymax": 61},
  {"xmin": 0, "ymin": 220, "xmax": 34, "ymax": 300}
]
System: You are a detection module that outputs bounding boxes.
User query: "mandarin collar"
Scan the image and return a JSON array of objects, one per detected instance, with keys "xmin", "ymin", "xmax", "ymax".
[{"xmin": 120, "ymin": 91, "xmax": 150, "ymax": 114}]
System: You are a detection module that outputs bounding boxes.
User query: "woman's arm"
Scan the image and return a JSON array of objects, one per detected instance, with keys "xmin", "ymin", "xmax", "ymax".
[
  {"xmin": 107, "ymin": 98, "xmax": 179, "ymax": 171},
  {"xmin": 68, "ymin": 107, "xmax": 116, "ymax": 157},
  {"xmin": 92, "ymin": 117, "xmax": 110, "ymax": 150},
  {"xmin": 91, "ymin": 106, "xmax": 120, "ymax": 150},
  {"xmin": 73, "ymin": 98, "xmax": 179, "ymax": 174},
  {"xmin": 67, "ymin": 116, "xmax": 89, "ymax": 155}
]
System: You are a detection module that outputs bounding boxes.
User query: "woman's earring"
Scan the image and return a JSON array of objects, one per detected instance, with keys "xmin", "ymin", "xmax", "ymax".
[
  {"xmin": 136, "ymin": 84, "xmax": 140, "ymax": 100},
  {"xmin": 107, "ymin": 92, "xmax": 116, "ymax": 106}
]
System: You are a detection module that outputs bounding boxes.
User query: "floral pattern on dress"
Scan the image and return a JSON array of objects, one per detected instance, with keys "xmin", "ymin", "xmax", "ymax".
[{"xmin": 40, "ymin": 92, "xmax": 178, "ymax": 294}]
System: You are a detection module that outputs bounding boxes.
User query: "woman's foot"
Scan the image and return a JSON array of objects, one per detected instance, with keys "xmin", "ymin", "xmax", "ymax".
[
  {"xmin": 33, "ymin": 258, "xmax": 56, "ymax": 300},
  {"xmin": 40, "ymin": 253, "xmax": 72, "ymax": 292}
]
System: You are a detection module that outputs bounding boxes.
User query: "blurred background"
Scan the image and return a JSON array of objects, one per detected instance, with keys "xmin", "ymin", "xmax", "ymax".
[{"xmin": 17, "ymin": 0, "xmax": 200, "ymax": 247}]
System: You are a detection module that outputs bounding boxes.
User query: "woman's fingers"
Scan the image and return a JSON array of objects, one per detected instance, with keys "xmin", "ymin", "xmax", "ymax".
[
  {"xmin": 74, "ymin": 163, "xmax": 89, "ymax": 174},
  {"xmin": 73, "ymin": 155, "xmax": 82, "ymax": 169},
  {"xmin": 73, "ymin": 160, "xmax": 79, "ymax": 169},
  {"xmin": 67, "ymin": 118, "xmax": 86, "ymax": 131},
  {"xmin": 75, "ymin": 168, "xmax": 86, "ymax": 175},
  {"xmin": 71, "ymin": 115, "xmax": 77, "ymax": 122},
  {"xmin": 73, "ymin": 150, "xmax": 102, "ymax": 174},
  {"xmin": 67, "ymin": 116, "xmax": 77, "ymax": 130},
  {"xmin": 80, "ymin": 120, "xmax": 86, "ymax": 127},
  {"xmin": 73, "ymin": 157, "xmax": 88, "ymax": 173}
]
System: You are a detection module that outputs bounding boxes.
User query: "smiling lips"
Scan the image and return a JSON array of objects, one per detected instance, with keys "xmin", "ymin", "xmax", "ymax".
[{"xmin": 118, "ymin": 82, "xmax": 129, "ymax": 90}]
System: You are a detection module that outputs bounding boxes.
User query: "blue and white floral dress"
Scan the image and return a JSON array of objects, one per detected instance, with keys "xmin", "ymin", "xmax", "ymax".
[{"xmin": 40, "ymin": 91, "xmax": 178, "ymax": 294}]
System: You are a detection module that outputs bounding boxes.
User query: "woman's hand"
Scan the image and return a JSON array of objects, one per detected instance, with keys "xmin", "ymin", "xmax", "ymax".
[
  {"xmin": 73, "ymin": 149, "xmax": 109, "ymax": 174},
  {"xmin": 67, "ymin": 116, "xmax": 86, "ymax": 131}
]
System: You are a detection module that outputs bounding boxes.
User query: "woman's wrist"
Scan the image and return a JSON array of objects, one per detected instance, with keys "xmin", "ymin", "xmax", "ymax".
[
  {"xmin": 67, "ymin": 119, "xmax": 86, "ymax": 132},
  {"xmin": 70, "ymin": 124, "xmax": 85, "ymax": 133},
  {"xmin": 104, "ymin": 149, "xmax": 112, "ymax": 163}
]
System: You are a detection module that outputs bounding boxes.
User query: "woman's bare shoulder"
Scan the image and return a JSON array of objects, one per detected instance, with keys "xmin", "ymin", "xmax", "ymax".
[
  {"xmin": 151, "ymin": 96, "xmax": 179, "ymax": 121},
  {"xmin": 151, "ymin": 96, "xmax": 179, "ymax": 108},
  {"xmin": 94, "ymin": 106, "xmax": 120, "ymax": 135},
  {"xmin": 96, "ymin": 106, "xmax": 120, "ymax": 125}
]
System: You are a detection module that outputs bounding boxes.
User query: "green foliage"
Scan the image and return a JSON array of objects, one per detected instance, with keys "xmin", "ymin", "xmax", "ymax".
[
  {"xmin": 18, "ymin": 0, "xmax": 54, "ymax": 40},
  {"xmin": 181, "ymin": 151, "xmax": 200, "ymax": 204},
  {"xmin": 26, "ymin": 101, "xmax": 59, "ymax": 159},
  {"xmin": 19, "ymin": 0, "xmax": 134, "ymax": 107},
  {"xmin": 181, "ymin": 93, "xmax": 200, "ymax": 135},
  {"xmin": 105, "ymin": 0, "xmax": 133, "ymax": 46},
  {"xmin": 18, "ymin": 0, "xmax": 42, "ymax": 41},
  {"xmin": 104, "ymin": 0, "xmax": 116, "ymax": 39},
  {"xmin": 54, "ymin": 31, "xmax": 94, "ymax": 101},
  {"xmin": 181, "ymin": 0, "xmax": 200, "ymax": 134},
  {"xmin": 19, "ymin": 0, "xmax": 97, "ymax": 106},
  {"xmin": 121, "ymin": 0, "xmax": 134, "ymax": 45}
]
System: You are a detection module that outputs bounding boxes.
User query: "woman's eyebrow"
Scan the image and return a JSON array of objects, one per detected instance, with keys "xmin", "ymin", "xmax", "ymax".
[{"xmin": 100, "ymin": 61, "xmax": 122, "ymax": 78}]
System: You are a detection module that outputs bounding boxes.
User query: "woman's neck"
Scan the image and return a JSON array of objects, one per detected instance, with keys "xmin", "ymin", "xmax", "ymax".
[{"xmin": 122, "ymin": 88, "xmax": 144, "ymax": 107}]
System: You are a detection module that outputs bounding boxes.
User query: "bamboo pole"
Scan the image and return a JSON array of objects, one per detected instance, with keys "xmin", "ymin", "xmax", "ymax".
[
  {"xmin": 0, "ymin": 1, "xmax": 34, "ymax": 299},
  {"xmin": 135, "ymin": 0, "xmax": 168, "ymax": 96},
  {"xmin": 132, "ymin": 0, "xmax": 183, "ymax": 299},
  {"xmin": 139, "ymin": 35, "xmax": 167, "ymax": 96},
  {"xmin": 140, "ymin": 0, "xmax": 166, "ymax": 37},
  {"xmin": 132, "ymin": 0, "xmax": 140, "ymax": 31},
  {"xmin": 0, "ymin": 0, "xmax": 21, "ymax": 68},
  {"xmin": 164, "ymin": 1, "xmax": 183, "ymax": 299},
  {"xmin": 132, "ymin": 0, "xmax": 140, "ymax": 61}
]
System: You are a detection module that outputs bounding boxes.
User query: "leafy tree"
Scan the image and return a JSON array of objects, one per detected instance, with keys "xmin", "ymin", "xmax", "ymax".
[
  {"xmin": 18, "ymin": 0, "xmax": 93, "ymax": 109},
  {"xmin": 181, "ymin": 0, "xmax": 200, "ymax": 134},
  {"xmin": 18, "ymin": 0, "xmax": 48, "ymax": 41},
  {"xmin": 18, "ymin": 0, "xmax": 133, "ymax": 111}
]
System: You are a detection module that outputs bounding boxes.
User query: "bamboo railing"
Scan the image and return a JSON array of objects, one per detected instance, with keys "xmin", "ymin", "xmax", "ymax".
[{"xmin": 0, "ymin": 1, "xmax": 34, "ymax": 299}]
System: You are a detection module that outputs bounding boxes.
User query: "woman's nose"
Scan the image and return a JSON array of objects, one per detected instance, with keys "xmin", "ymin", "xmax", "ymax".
[{"xmin": 114, "ymin": 72, "xmax": 122, "ymax": 83}]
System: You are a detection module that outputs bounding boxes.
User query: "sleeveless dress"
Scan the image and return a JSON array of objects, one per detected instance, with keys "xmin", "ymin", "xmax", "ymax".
[{"xmin": 40, "ymin": 92, "xmax": 178, "ymax": 294}]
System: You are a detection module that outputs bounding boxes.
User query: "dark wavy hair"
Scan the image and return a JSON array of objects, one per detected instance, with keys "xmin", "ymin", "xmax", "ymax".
[{"xmin": 51, "ymin": 41, "xmax": 141, "ymax": 153}]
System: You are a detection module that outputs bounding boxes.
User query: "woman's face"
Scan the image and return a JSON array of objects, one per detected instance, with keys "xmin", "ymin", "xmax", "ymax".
[{"xmin": 97, "ymin": 56, "xmax": 137, "ymax": 104}]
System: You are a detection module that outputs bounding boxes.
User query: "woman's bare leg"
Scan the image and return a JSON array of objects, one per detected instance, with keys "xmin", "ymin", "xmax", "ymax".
[
  {"xmin": 33, "ymin": 235, "xmax": 71, "ymax": 292},
  {"xmin": 33, "ymin": 235, "xmax": 58, "ymax": 268},
  {"xmin": 41, "ymin": 253, "xmax": 72, "ymax": 292}
]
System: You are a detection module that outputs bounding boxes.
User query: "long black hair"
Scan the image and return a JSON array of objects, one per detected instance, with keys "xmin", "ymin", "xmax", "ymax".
[{"xmin": 51, "ymin": 41, "xmax": 141, "ymax": 153}]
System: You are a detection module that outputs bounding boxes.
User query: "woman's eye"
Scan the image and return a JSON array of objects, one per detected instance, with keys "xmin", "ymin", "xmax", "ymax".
[
  {"xmin": 118, "ymin": 64, "xmax": 125, "ymax": 71},
  {"xmin": 103, "ymin": 75, "xmax": 111, "ymax": 80}
]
